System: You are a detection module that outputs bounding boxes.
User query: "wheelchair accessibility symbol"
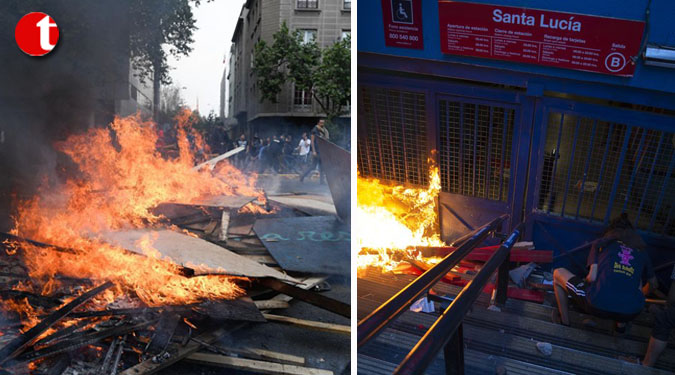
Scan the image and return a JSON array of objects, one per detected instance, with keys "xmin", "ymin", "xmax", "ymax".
[
  {"xmin": 604, "ymin": 52, "xmax": 626, "ymax": 73},
  {"xmin": 392, "ymin": 0, "xmax": 414, "ymax": 24}
]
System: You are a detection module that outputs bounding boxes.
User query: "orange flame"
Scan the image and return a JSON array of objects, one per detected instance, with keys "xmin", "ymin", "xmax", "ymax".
[
  {"xmin": 357, "ymin": 163, "xmax": 445, "ymax": 272},
  {"xmin": 6, "ymin": 110, "xmax": 255, "ymax": 330}
]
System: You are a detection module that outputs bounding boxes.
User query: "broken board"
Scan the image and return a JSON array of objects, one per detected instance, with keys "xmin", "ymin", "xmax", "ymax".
[
  {"xmin": 188, "ymin": 195, "xmax": 256, "ymax": 210},
  {"xmin": 98, "ymin": 229, "xmax": 298, "ymax": 283},
  {"xmin": 253, "ymin": 216, "xmax": 350, "ymax": 275},
  {"xmin": 228, "ymin": 200, "xmax": 308, "ymax": 237}
]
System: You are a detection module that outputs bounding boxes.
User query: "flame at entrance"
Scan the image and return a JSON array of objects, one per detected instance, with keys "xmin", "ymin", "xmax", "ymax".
[
  {"xmin": 357, "ymin": 163, "xmax": 445, "ymax": 272},
  {"xmin": 4, "ymin": 111, "xmax": 260, "ymax": 330}
]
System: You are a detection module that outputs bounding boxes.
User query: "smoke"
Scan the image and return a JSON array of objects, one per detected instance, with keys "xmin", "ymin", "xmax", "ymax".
[{"xmin": 0, "ymin": 1, "xmax": 133, "ymax": 231}]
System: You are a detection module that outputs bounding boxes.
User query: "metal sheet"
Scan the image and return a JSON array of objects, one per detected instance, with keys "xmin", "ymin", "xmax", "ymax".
[
  {"xmin": 253, "ymin": 216, "xmax": 350, "ymax": 275},
  {"xmin": 316, "ymin": 137, "xmax": 351, "ymax": 222}
]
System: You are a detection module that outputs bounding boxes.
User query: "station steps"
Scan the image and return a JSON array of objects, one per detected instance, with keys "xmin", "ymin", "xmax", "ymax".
[{"xmin": 357, "ymin": 268, "xmax": 675, "ymax": 375}]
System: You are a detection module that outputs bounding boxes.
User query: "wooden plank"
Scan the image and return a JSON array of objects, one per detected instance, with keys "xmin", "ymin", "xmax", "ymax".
[
  {"xmin": 219, "ymin": 211, "xmax": 230, "ymax": 241},
  {"xmin": 257, "ymin": 278, "xmax": 351, "ymax": 318},
  {"xmin": 417, "ymin": 245, "xmax": 553, "ymax": 263},
  {"xmin": 192, "ymin": 146, "xmax": 245, "ymax": 171},
  {"xmin": 245, "ymin": 348, "xmax": 306, "ymax": 365},
  {"xmin": 98, "ymin": 229, "xmax": 297, "ymax": 282},
  {"xmin": 119, "ymin": 323, "xmax": 245, "ymax": 375},
  {"xmin": 186, "ymin": 352, "xmax": 333, "ymax": 375},
  {"xmin": 262, "ymin": 314, "xmax": 350, "ymax": 335},
  {"xmin": 254, "ymin": 300, "xmax": 291, "ymax": 310},
  {"xmin": 268, "ymin": 276, "xmax": 328, "ymax": 305},
  {"xmin": 206, "ymin": 346, "xmax": 305, "ymax": 365}
]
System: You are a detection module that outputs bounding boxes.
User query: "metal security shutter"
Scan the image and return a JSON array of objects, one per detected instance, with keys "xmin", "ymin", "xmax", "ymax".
[
  {"xmin": 439, "ymin": 99, "xmax": 515, "ymax": 202},
  {"xmin": 538, "ymin": 112, "xmax": 675, "ymax": 236},
  {"xmin": 357, "ymin": 86, "xmax": 428, "ymax": 186}
]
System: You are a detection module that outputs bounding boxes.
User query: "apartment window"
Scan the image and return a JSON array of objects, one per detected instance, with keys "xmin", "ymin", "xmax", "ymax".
[
  {"xmin": 299, "ymin": 29, "xmax": 317, "ymax": 44},
  {"xmin": 297, "ymin": 0, "xmax": 318, "ymax": 9},
  {"xmin": 341, "ymin": 30, "xmax": 351, "ymax": 41},
  {"xmin": 343, "ymin": 0, "xmax": 351, "ymax": 9},
  {"xmin": 294, "ymin": 86, "xmax": 312, "ymax": 107}
]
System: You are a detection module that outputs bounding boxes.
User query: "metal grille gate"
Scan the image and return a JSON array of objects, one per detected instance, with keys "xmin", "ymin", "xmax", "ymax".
[
  {"xmin": 537, "ymin": 111, "xmax": 675, "ymax": 237},
  {"xmin": 438, "ymin": 99, "xmax": 515, "ymax": 202},
  {"xmin": 357, "ymin": 86, "xmax": 429, "ymax": 186},
  {"xmin": 357, "ymin": 77, "xmax": 675, "ymax": 242}
]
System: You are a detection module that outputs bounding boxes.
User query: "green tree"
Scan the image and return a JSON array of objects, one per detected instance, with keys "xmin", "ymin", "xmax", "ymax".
[
  {"xmin": 252, "ymin": 23, "xmax": 351, "ymax": 121},
  {"xmin": 129, "ymin": 0, "xmax": 207, "ymax": 120}
]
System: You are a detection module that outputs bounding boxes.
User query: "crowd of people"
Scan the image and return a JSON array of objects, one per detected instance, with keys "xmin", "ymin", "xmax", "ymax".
[{"xmin": 219, "ymin": 119, "xmax": 330, "ymax": 183}]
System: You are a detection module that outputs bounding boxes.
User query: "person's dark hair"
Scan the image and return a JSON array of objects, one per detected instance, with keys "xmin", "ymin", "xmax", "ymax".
[{"xmin": 603, "ymin": 213, "xmax": 646, "ymax": 250}]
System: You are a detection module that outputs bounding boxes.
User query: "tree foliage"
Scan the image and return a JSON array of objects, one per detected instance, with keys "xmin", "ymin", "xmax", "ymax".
[
  {"xmin": 129, "ymin": 0, "xmax": 203, "ymax": 86},
  {"xmin": 252, "ymin": 23, "xmax": 351, "ymax": 120}
]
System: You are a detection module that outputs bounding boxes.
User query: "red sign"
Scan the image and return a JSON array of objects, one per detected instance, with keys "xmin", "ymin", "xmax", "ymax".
[
  {"xmin": 382, "ymin": 0, "xmax": 424, "ymax": 49},
  {"xmin": 15, "ymin": 12, "xmax": 59, "ymax": 56},
  {"xmin": 438, "ymin": 2, "xmax": 645, "ymax": 76}
]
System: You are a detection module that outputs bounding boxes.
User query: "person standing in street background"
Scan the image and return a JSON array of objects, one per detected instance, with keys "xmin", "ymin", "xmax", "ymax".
[
  {"xmin": 298, "ymin": 132, "xmax": 311, "ymax": 164},
  {"xmin": 300, "ymin": 119, "xmax": 329, "ymax": 183},
  {"xmin": 234, "ymin": 133, "xmax": 247, "ymax": 169}
]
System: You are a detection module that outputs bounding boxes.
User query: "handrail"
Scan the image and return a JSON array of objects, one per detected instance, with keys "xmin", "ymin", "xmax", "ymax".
[
  {"xmin": 357, "ymin": 214, "xmax": 507, "ymax": 348},
  {"xmin": 393, "ymin": 222, "xmax": 524, "ymax": 375}
]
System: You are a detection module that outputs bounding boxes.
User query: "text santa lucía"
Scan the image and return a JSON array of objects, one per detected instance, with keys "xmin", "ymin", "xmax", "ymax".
[{"xmin": 492, "ymin": 9, "xmax": 581, "ymax": 32}]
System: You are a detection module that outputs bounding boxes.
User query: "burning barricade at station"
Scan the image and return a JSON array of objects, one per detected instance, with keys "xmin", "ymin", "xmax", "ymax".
[{"xmin": 0, "ymin": 112, "xmax": 350, "ymax": 375}]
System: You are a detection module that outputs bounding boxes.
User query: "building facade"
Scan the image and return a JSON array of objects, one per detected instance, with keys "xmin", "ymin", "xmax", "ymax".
[
  {"xmin": 224, "ymin": 0, "xmax": 351, "ymax": 137},
  {"xmin": 357, "ymin": 1, "xmax": 675, "ymax": 269}
]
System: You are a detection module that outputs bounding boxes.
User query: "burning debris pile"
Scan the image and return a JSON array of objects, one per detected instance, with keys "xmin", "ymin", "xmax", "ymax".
[
  {"xmin": 356, "ymin": 159, "xmax": 555, "ymax": 306},
  {"xmin": 356, "ymin": 165, "xmax": 445, "ymax": 272},
  {"xmin": 0, "ymin": 112, "xmax": 350, "ymax": 374}
]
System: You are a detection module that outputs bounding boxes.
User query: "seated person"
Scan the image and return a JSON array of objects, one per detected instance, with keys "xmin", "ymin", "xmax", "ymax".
[
  {"xmin": 552, "ymin": 214, "xmax": 657, "ymax": 331},
  {"xmin": 643, "ymin": 264, "xmax": 675, "ymax": 367}
]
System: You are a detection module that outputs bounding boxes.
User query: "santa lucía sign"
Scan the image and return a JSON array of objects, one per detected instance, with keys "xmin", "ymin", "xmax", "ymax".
[{"xmin": 437, "ymin": 1, "xmax": 645, "ymax": 76}]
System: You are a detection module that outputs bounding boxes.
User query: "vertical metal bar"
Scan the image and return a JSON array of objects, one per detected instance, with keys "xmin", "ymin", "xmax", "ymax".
[
  {"xmin": 445, "ymin": 101, "xmax": 452, "ymax": 192},
  {"xmin": 361, "ymin": 88, "xmax": 374, "ymax": 176},
  {"xmin": 473, "ymin": 105, "xmax": 479, "ymax": 197},
  {"xmin": 400, "ymin": 93, "xmax": 410, "ymax": 183},
  {"xmin": 575, "ymin": 120, "xmax": 597, "ymax": 219},
  {"xmin": 459, "ymin": 103, "xmax": 465, "ymax": 196},
  {"xmin": 547, "ymin": 113, "xmax": 565, "ymax": 213},
  {"xmin": 443, "ymin": 323, "xmax": 464, "ymax": 375},
  {"xmin": 498, "ymin": 109, "xmax": 509, "ymax": 201},
  {"xmin": 485, "ymin": 107, "xmax": 494, "ymax": 200},
  {"xmin": 372, "ymin": 89, "xmax": 386, "ymax": 179},
  {"xmin": 649, "ymin": 152, "xmax": 675, "ymax": 231},
  {"xmin": 636, "ymin": 132, "xmax": 664, "ymax": 225},
  {"xmin": 590, "ymin": 123, "xmax": 614, "ymax": 220},
  {"xmin": 560, "ymin": 117, "xmax": 581, "ymax": 216},
  {"xmin": 604, "ymin": 126, "xmax": 633, "ymax": 224},
  {"xmin": 383, "ymin": 92, "xmax": 397, "ymax": 181},
  {"xmin": 495, "ymin": 255, "xmax": 510, "ymax": 306},
  {"xmin": 621, "ymin": 128, "xmax": 647, "ymax": 213}
]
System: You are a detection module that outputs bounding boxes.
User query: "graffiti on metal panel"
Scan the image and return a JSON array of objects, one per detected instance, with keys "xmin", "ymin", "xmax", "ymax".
[{"xmin": 261, "ymin": 231, "xmax": 350, "ymax": 242}]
